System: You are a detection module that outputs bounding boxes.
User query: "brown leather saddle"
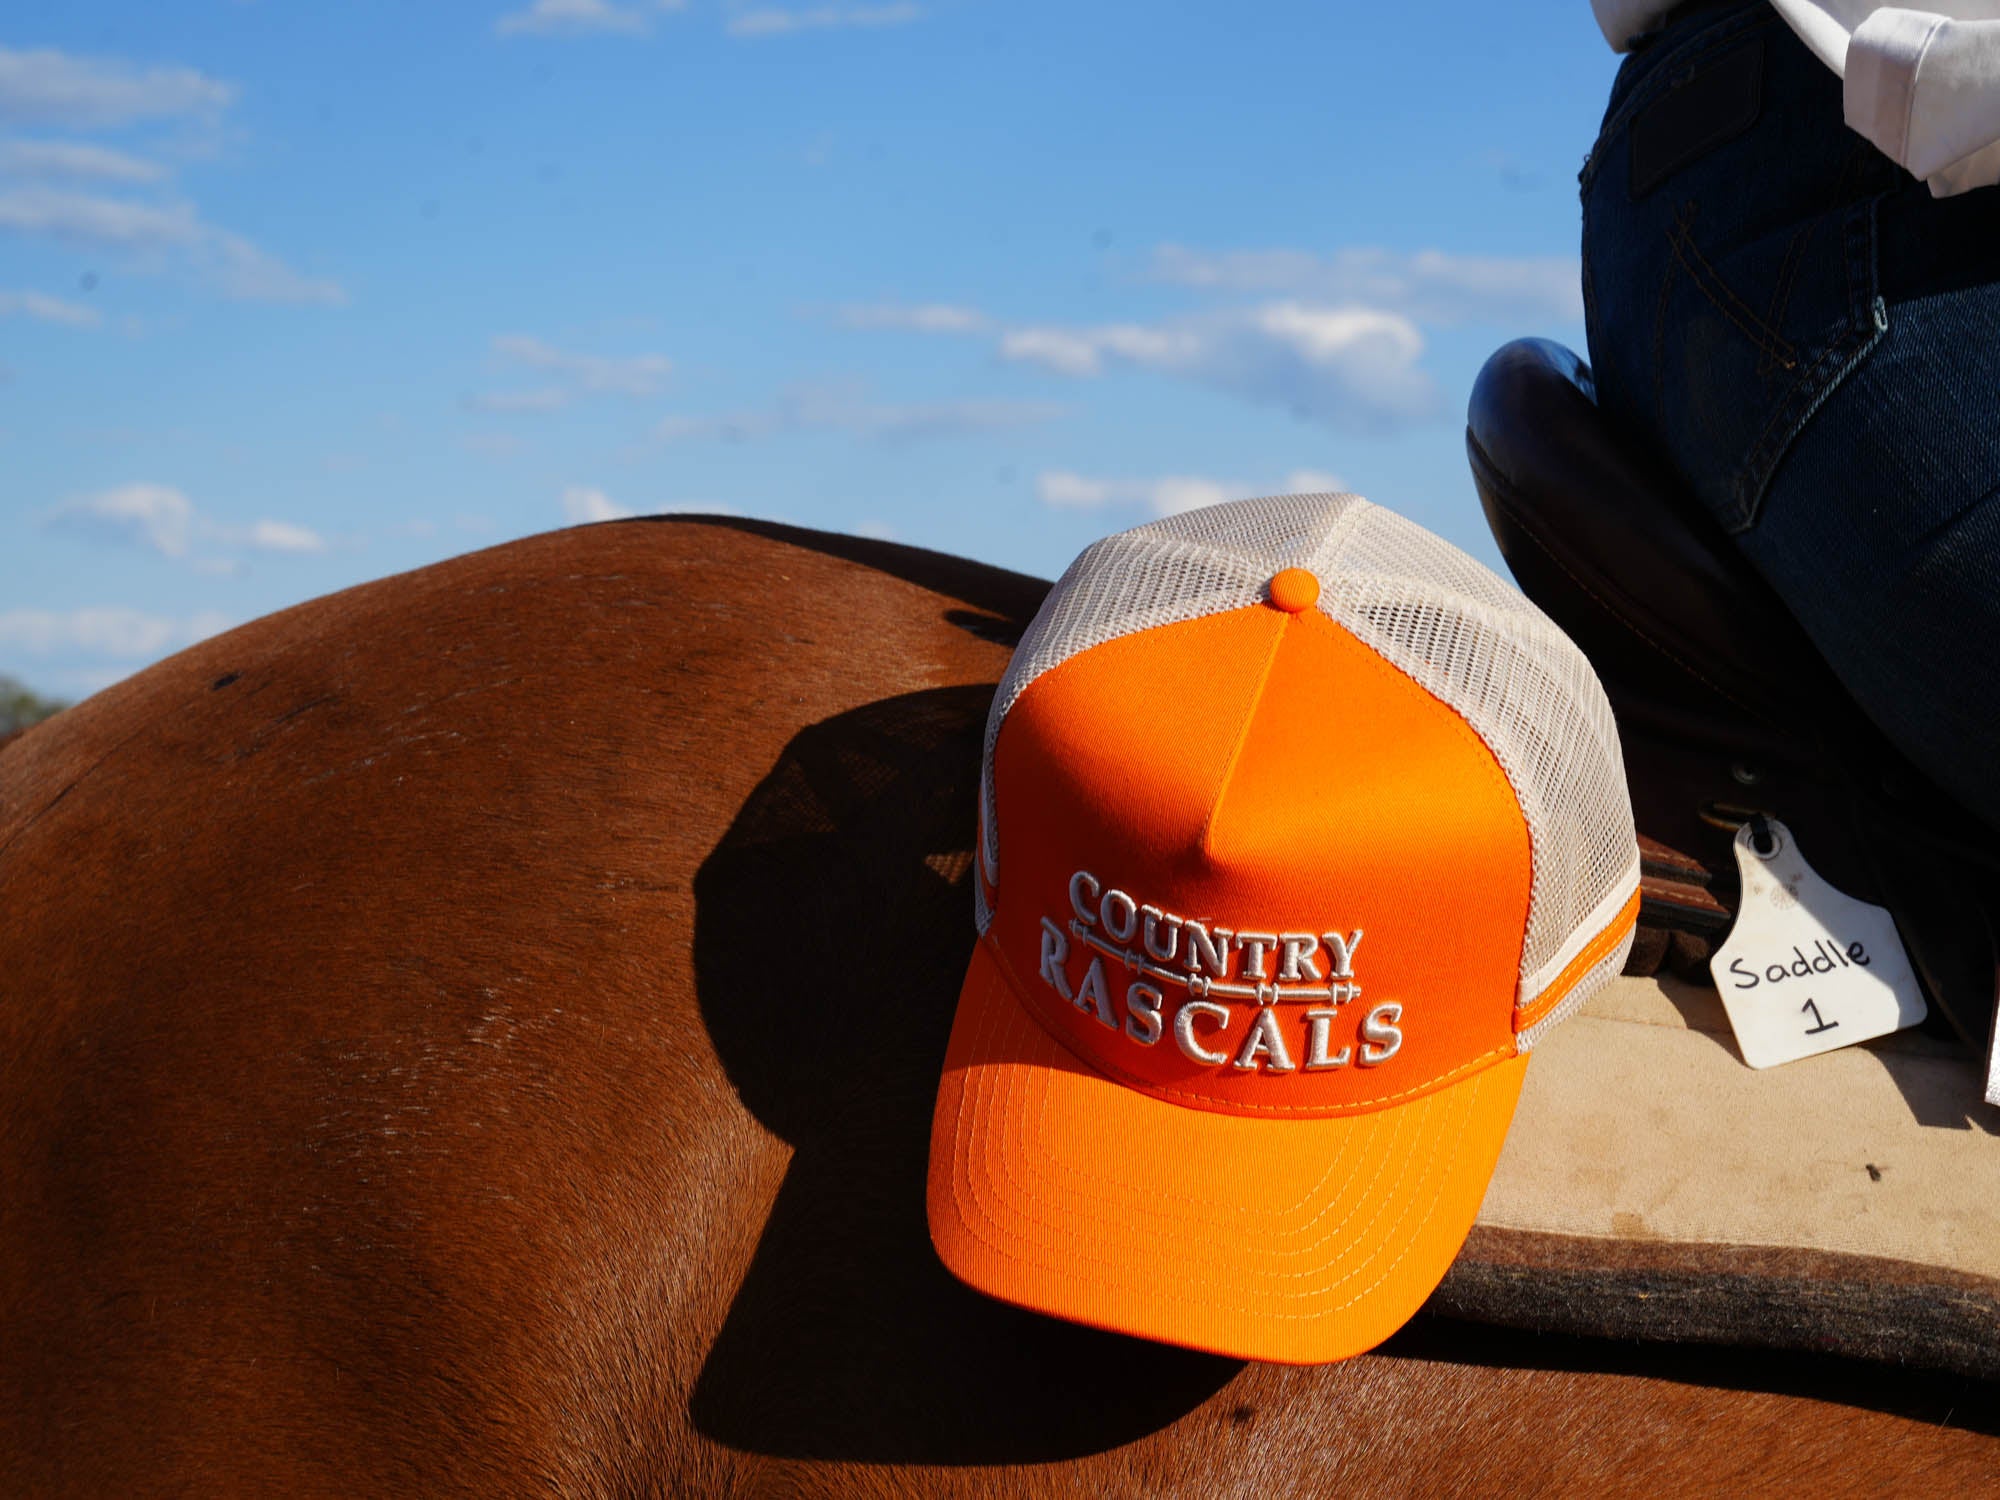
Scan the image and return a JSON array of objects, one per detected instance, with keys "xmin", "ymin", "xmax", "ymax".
[{"xmin": 1466, "ymin": 338, "xmax": 2000, "ymax": 1054}]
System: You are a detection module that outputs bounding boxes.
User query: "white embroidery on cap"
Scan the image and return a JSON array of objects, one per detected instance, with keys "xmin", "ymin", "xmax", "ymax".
[
  {"xmin": 1174, "ymin": 999, "xmax": 1232, "ymax": 1064},
  {"xmin": 1100, "ymin": 888, "xmax": 1139, "ymax": 943},
  {"xmin": 1068, "ymin": 870, "xmax": 1101, "ymax": 927},
  {"xmin": 1075, "ymin": 954, "xmax": 1117, "ymax": 1029},
  {"xmin": 1232, "ymin": 1007, "xmax": 1297, "ymax": 1072},
  {"xmin": 1072, "ymin": 880, "xmax": 1368, "ymax": 1012},
  {"xmin": 1124, "ymin": 982, "xmax": 1164, "ymax": 1046},
  {"xmin": 1277, "ymin": 933, "xmax": 1321, "ymax": 981},
  {"xmin": 1302, "ymin": 1008, "xmax": 1353, "ymax": 1070},
  {"xmin": 1235, "ymin": 932, "xmax": 1278, "ymax": 981},
  {"xmin": 1038, "ymin": 918, "xmax": 1073, "ymax": 1001},
  {"xmin": 1183, "ymin": 918, "xmax": 1234, "ymax": 979},
  {"xmin": 1358, "ymin": 1002, "xmax": 1404, "ymax": 1066},
  {"xmin": 1323, "ymin": 929, "xmax": 1365, "ymax": 979},
  {"xmin": 1039, "ymin": 871, "xmax": 1406, "ymax": 1078}
]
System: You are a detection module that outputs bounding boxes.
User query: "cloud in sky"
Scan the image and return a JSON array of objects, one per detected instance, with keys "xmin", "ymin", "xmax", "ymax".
[
  {"xmin": 0, "ymin": 186, "xmax": 345, "ymax": 305},
  {"xmin": 49, "ymin": 482, "xmax": 195, "ymax": 556},
  {"xmin": 834, "ymin": 302, "xmax": 990, "ymax": 334},
  {"xmin": 727, "ymin": 5, "xmax": 925, "ymax": 39},
  {"xmin": 466, "ymin": 387, "xmax": 570, "ymax": 414},
  {"xmin": 0, "ymin": 185, "xmax": 196, "ymax": 245},
  {"xmin": 836, "ymin": 242, "xmax": 1588, "ymax": 429},
  {"xmin": 0, "ymin": 288, "xmax": 101, "ymax": 327},
  {"xmin": 0, "ymin": 47, "xmax": 235, "ymax": 130},
  {"xmin": 45, "ymin": 483, "xmax": 328, "ymax": 562},
  {"xmin": 1036, "ymin": 468, "xmax": 1352, "ymax": 518},
  {"xmin": 842, "ymin": 288, "xmax": 1441, "ymax": 430},
  {"xmin": 244, "ymin": 519, "xmax": 328, "ymax": 554},
  {"xmin": 0, "ymin": 138, "xmax": 167, "ymax": 184},
  {"xmin": 496, "ymin": 0, "xmax": 686, "ymax": 37},
  {"xmin": 996, "ymin": 302, "xmax": 1438, "ymax": 431},
  {"xmin": 1148, "ymin": 244, "xmax": 1584, "ymax": 326},
  {"xmin": 485, "ymin": 334, "xmax": 673, "ymax": 402},
  {"xmin": 0, "ymin": 606, "xmax": 234, "ymax": 660},
  {"xmin": 652, "ymin": 381, "xmax": 1064, "ymax": 444},
  {"xmin": 0, "ymin": 51, "xmax": 345, "ymax": 308},
  {"xmin": 558, "ymin": 484, "xmax": 734, "ymax": 523}
]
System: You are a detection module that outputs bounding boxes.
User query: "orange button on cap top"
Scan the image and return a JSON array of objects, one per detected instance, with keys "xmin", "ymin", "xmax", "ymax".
[{"xmin": 1266, "ymin": 567, "xmax": 1320, "ymax": 613}]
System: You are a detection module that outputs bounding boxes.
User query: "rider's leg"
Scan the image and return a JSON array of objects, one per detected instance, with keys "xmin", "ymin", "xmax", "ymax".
[{"xmin": 1580, "ymin": 0, "xmax": 2000, "ymax": 833}]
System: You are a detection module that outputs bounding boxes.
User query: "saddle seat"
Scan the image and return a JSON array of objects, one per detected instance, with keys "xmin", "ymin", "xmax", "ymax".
[{"xmin": 1465, "ymin": 338, "xmax": 2000, "ymax": 1052}]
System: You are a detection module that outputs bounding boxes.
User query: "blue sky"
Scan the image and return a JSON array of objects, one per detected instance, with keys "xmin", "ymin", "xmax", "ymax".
[{"xmin": 1, "ymin": 1, "xmax": 1617, "ymax": 701}]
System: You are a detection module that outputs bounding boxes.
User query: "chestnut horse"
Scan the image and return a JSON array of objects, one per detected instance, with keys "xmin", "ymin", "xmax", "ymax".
[{"xmin": 1, "ymin": 518, "xmax": 1993, "ymax": 1496}]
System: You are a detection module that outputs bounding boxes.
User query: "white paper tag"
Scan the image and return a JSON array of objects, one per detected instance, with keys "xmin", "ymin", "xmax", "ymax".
[
  {"xmin": 1709, "ymin": 817, "xmax": 1926, "ymax": 1069},
  {"xmin": 1985, "ymin": 1014, "xmax": 2000, "ymax": 1108}
]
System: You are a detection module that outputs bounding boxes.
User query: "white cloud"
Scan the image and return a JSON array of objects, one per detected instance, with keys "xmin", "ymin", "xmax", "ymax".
[
  {"xmin": 653, "ymin": 382, "xmax": 1064, "ymax": 444},
  {"xmin": 0, "ymin": 47, "xmax": 235, "ymax": 130},
  {"xmin": 0, "ymin": 186, "xmax": 344, "ymax": 304},
  {"xmin": 1036, "ymin": 471, "xmax": 1234, "ymax": 517},
  {"xmin": 0, "ymin": 288, "xmax": 100, "ymax": 326},
  {"xmin": 0, "ymin": 138, "xmax": 166, "ymax": 183},
  {"xmin": 241, "ymin": 519, "xmax": 327, "ymax": 554},
  {"xmin": 1002, "ymin": 302, "xmax": 1436, "ymax": 431},
  {"xmin": 0, "ymin": 185, "xmax": 198, "ymax": 244},
  {"xmin": 728, "ymin": 4, "xmax": 923, "ymax": 38},
  {"xmin": 843, "ymin": 295, "xmax": 1431, "ymax": 429},
  {"xmin": 491, "ymin": 334, "xmax": 671, "ymax": 396},
  {"xmin": 48, "ymin": 482, "xmax": 195, "ymax": 556},
  {"xmin": 1281, "ymin": 468, "xmax": 1348, "ymax": 494},
  {"xmin": 995, "ymin": 327, "xmax": 1103, "ymax": 377},
  {"xmin": 561, "ymin": 485, "xmax": 631, "ymax": 523},
  {"xmin": 1149, "ymin": 244, "xmax": 1583, "ymax": 326},
  {"xmin": 466, "ymin": 388, "xmax": 570, "ymax": 414},
  {"xmin": 0, "ymin": 606, "xmax": 233, "ymax": 658},
  {"xmin": 559, "ymin": 484, "xmax": 735, "ymax": 523},
  {"xmin": 496, "ymin": 0, "xmax": 686, "ymax": 35},
  {"xmin": 835, "ymin": 302, "xmax": 989, "ymax": 334},
  {"xmin": 997, "ymin": 322, "xmax": 1188, "ymax": 377},
  {"xmin": 45, "ymin": 483, "xmax": 327, "ymax": 561},
  {"xmin": 1035, "ymin": 467, "xmax": 1352, "ymax": 518},
  {"xmin": 499, "ymin": 0, "xmax": 645, "ymax": 35},
  {"xmin": 205, "ymin": 231, "xmax": 345, "ymax": 305}
]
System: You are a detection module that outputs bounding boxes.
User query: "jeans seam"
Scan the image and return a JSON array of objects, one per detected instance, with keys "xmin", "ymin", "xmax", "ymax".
[
  {"xmin": 1651, "ymin": 239, "xmax": 1674, "ymax": 429},
  {"xmin": 1667, "ymin": 202, "xmax": 1800, "ymax": 368},
  {"xmin": 1727, "ymin": 198, "xmax": 1888, "ymax": 532},
  {"xmin": 1759, "ymin": 218, "xmax": 1817, "ymax": 378}
]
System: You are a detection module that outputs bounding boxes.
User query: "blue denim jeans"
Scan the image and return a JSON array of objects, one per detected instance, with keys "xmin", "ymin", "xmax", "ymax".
[{"xmin": 1582, "ymin": 0, "xmax": 2000, "ymax": 833}]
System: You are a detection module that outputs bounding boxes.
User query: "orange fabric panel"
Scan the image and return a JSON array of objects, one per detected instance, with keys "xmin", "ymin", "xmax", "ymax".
[{"xmin": 986, "ymin": 604, "xmax": 1532, "ymax": 1120}]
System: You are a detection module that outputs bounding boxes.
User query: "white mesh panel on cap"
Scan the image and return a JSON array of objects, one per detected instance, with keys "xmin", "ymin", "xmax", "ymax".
[
  {"xmin": 974, "ymin": 492, "xmax": 1367, "ymax": 929},
  {"xmin": 1312, "ymin": 501, "xmax": 1639, "ymax": 1019}
]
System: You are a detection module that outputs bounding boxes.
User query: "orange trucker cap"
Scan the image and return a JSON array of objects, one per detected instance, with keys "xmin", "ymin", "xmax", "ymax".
[{"xmin": 928, "ymin": 492, "xmax": 1639, "ymax": 1364}]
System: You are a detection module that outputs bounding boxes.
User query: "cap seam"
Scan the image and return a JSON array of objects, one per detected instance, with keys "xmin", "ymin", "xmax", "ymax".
[{"xmin": 1196, "ymin": 610, "xmax": 1288, "ymax": 862}]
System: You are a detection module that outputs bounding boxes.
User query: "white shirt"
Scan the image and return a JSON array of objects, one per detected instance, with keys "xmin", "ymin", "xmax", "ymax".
[{"xmin": 1594, "ymin": 1, "xmax": 2000, "ymax": 193}]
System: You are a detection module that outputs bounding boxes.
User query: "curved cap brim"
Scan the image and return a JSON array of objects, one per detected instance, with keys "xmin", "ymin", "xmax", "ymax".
[{"xmin": 927, "ymin": 938, "xmax": 1529, "ymax": 1364}]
